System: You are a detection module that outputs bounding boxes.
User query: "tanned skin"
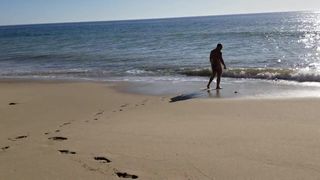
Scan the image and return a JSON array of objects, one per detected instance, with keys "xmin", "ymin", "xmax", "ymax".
[{"xmin": 207, "ymin": 44, "xmax": 226, "ymax": 89}]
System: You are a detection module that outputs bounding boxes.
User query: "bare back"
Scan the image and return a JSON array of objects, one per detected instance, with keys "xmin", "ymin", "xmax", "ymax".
[{"xmin": 210, "ymin": 49, "xmax": 222, "ymax": 70}]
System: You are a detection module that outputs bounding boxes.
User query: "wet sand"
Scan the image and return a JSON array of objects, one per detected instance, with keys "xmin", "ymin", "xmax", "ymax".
[{"xmin": 1, "ymin": 81, "xmax": 320, "ymax": 179}]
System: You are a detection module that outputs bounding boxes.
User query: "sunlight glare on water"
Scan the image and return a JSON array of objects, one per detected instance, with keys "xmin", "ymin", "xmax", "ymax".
[
  {"xmin": 1, "ymin": 12, "xmax": 320, "ymax": 84},
  {"xmin": 296, "ymin": 12, "xmax": 320, "ymax": 74}
]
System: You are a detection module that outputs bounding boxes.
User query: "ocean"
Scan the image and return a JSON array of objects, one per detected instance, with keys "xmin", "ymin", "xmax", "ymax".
[{"xmin": 1, "ymin": 11, "xmax": 320, "ymax": 98}]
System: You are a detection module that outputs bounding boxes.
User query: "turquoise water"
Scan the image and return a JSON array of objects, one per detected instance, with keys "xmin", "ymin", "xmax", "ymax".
[{"xmin": 1, "ymin": 11, "xmax": 320, "ymax": 97}]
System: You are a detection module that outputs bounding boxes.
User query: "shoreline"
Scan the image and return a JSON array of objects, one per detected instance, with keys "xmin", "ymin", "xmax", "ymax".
[
  {"xmin": 1, "ymin": 80, "xmax": 320, "ymax": 179},
  {"xmin": 2, "ymin": 77, "xmax": 320, "ymax": 101}
]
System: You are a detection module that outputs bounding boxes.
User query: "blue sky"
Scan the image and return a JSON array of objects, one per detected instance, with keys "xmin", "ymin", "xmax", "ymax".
[{"xmin": 1, "ymin": 0, "xmax": 320, "ymax": 25}]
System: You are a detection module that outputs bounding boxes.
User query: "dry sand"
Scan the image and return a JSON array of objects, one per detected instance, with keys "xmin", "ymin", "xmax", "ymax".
[{"xmin": 1, "ymin": 81, "xmax": 320, "ymax": 179}]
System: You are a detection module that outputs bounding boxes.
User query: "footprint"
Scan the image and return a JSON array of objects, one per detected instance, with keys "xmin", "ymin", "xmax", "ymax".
[
  {"xmin": 141, "ymin": 99, "xmax": 148, "ymax": 104},
  {"xmin": 9, "ymin": 102, "xmax": 18, "ymax": 106},
  {"xmin": 45, "ymin": 130, "xmax": 61, "ymax": 135},
  {"xmin": 15, "ymin": 135, "xmax": 27, "ymax": 139},
  {"xmin": 94, "ymin": 156, "xmax": 111, "ymax": 163},
  {"xmin": 116, "ymin": 171, "xmax": 138, "ymax": 179},
  {"xmin": 59, "ymin": 150, "xmax": 76, "ymax": 154},
  {"xmin": 8, "ymin": 135, "xmax": 28, "ymax": 141},
  {"xmin": 59, "ymin": 122, "xmax": 71, "ymax": 127},
  {"xmin": 95, "ymin": 111, "xmax": 104, "ymax": 116},
  {"xmin": 1, "ymin": 146, "xmax": 10, "ymax": 151},
  {"xmin": 48, "ymin": 136, "xmax": 68, "ymax": 141},
  {"xmin": 120, "ymin": 104, "xmax": 129, "ymax": 108}
]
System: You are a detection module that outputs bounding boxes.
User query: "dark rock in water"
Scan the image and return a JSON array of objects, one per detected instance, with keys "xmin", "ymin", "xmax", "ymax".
[{"xmin": 234, "ymin": 91, "xmax": 238, "ymax": 94}]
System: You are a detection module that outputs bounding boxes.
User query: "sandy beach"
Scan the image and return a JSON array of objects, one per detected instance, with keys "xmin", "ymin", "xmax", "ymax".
[{"xmin": 1, "ymin": 81, "xmax": 320, "ymax": 179}]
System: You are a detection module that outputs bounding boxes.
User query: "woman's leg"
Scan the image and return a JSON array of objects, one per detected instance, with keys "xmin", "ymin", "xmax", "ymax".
[
  {"xmin": 216, "ymin": 69, "xmax": 222, "ymax": 89},
  {"xmin": 207, "ymin": 71, "xmax": 216, "ymax": 89}
]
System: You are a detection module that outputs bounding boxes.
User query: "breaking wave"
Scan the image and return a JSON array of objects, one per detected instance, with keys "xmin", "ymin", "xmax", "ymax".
[{"xmin": 179, "ymin": 68, "xmax": 320, "ymax": 82}]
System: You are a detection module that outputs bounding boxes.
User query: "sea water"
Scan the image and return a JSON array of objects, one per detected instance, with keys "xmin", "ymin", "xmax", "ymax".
[{"xmin": 1, "ymin": 11, "xmax": 320, "ymax": 98}]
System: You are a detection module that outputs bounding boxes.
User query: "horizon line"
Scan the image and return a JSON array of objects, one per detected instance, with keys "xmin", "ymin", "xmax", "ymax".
[{"xmin": 0, "ymin": 10, "xmax": 316, "ymax": 27}]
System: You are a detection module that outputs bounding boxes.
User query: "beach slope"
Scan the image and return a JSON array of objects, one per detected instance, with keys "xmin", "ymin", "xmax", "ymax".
[{"xmin": 1, "ymin": 81, "xmax": 320, "ymax": 179}]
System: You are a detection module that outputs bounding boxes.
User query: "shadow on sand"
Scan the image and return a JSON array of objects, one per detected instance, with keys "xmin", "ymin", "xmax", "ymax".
[
  {"xmin": 170, "ymin": 93, "xmax": 200, "ymax": 103},
  {"xmin": 170, "ymin": 89, "xmax": 222, "ymax": 103}
]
